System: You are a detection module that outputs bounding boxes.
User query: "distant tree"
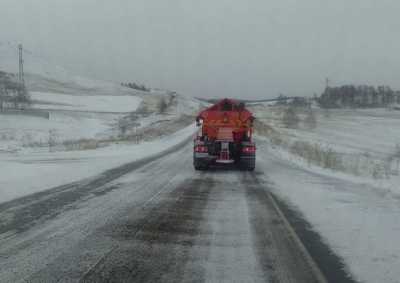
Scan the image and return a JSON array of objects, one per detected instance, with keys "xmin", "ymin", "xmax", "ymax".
[
  {"xmin": 122, "ymin": 81, "xmax": 150, "ymax": 92},
  {"xmin": 318, "ymin": 84, "xmax": 400, "ymax": 109}
]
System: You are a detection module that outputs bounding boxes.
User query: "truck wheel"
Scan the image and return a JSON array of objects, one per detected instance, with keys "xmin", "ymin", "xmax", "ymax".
[
  {"xmin": 239, "ymin": 165, "xmax": 254, "ymax": 171},
  {"xmin": 239, "ymin": 158, "xmax": 255, "ymax": 171},
  {"xmin": 194, "ymin": 165, "xmax": 208, "ymax": 171}
]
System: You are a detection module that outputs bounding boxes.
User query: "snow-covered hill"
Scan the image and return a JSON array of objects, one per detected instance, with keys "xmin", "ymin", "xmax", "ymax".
[
  {"xmin": 0, "ymin": 41, "xmax": 205, "ymax": 203},
  {"xmin": 1, "ymin": 41, "xmax": 204, "ymax": 153},
  {"xmin": 31, "ymin": 91, "xmax": 142, "ymax": 113}
]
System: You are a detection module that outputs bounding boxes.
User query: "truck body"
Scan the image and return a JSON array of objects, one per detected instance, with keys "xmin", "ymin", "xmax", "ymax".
[{"xmin": 193, "ymin": 98, "xmax": 256, "ymax": 170}]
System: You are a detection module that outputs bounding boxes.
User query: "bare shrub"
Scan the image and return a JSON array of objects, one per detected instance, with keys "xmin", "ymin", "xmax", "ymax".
[
  {"xmin": 0, "ymin": 132, "xmax": 15, "ymax": 141},
  {"xmin": 253, "ymin": 120, "xmax": 290, "ymax": 148},
  {"xmin": 289, "ymin": 141, "xmax": 343, "ymax": 170},
  {"xmin": 62, "ymin": 139, "xmax": 100, "ymax": 151},
  {"xmin": 323, "ymin": 108, "xmax": 330, "ymax": 118},
  {"xmin": 394, "ymin": 144, "xmax": 400, "ymax": 175},
  {"xmin": 282, "ymin": 106, "xmax": 299, "ymax": 128},
  {"xmin": 118, "ymin": 118, "xmax": 128, "ymax": 138},
  {"xmin": 323, "ymin": 148, "xmax": 342, "ymax": 169},
  {"xmin": 48, "ymin": 129, "xmax": 57, "ymax": 151},
  {"xmin": 271, "ymin": 135, "xmax": 285, "ymax": 147},
  {"xmin": 21, "ymin": 133, "xmax": 34, "ymax": 147},
  {"xmin": 254, "ymin": 120, "xmax": 275, "ymax": 136},
  {"xmin": 348, "ymin": 155, "xmax": 361, "ymax": 176},
  {"xmin": 158, "ymin": 97, "xmax": 168, "ymax": 114},
  {"xmin": 304, "ymin": 109, "xmax": 317, "ymax": 129},
  {"xmin": 372, "ymin": 162, "xmax": 385, "ymax": 179},
  {"xmin": 385, "ymin": 144, "xmax": 400, "ymax": 176}
]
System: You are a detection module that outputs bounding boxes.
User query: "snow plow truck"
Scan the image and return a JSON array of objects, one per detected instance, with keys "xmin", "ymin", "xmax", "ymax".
[{"xmin": 193, "ymin": 98, "xmax": 256, "ymax": 170}]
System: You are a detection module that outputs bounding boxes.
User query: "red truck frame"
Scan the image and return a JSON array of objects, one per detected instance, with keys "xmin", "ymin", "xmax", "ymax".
[{"xmin": 193, "ymin": 98, "xmax": 256, "ymax": 170}]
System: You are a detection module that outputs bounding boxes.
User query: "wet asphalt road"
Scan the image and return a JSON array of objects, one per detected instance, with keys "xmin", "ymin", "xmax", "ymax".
[{"xmin": 0, "ymin": 143, "xmax": 325, "ymax": 283}]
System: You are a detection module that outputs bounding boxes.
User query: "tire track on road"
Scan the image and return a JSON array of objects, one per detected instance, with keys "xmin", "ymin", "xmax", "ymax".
[{"xmin": 81, "ymin": 177, "xmax": 213, "ymax": 283}]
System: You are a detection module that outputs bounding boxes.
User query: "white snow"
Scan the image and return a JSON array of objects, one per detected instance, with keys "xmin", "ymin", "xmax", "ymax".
[
  {"xmin": 31, "ymin": 91, "xmax": 142, "ymax": 113},
  {"xmin": 0, "ymin": 123, "xmax": 196, "ymax": 204},
  {"xmin": 1, "ymin": 42, "xmax": 201, "ymax": 202},
  {"xmin": 251, "ymin": 107, "xmax": 400, "ymax": 193},
  {"xmin": 0, "ymin": 111, "xmax": 115, "ymax": 153},
  {"xmin": 257, "ymin": 147, "xmax": 400, "ymax": 283},
  {"xmin": 0, "ymin": 142, "xmax": 196, "ymax": 283},
  {"xmin": 0, "ymin": 60, "xmax": 202, "ymax": 154},
  {"xmin": 253, "ymin": 105, "xmax": 400, "ymax": 283}
]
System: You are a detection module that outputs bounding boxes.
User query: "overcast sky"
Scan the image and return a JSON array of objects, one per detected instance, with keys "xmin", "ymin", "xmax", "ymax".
[{"xmin": 1, "ymin": 0, "xmax": 400, "ymax": 99}]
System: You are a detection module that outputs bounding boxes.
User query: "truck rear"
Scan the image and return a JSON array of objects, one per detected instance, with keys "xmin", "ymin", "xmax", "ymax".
[{"xmin": 193, "ymin": 98, "xmax": 256, "ymax": 170}]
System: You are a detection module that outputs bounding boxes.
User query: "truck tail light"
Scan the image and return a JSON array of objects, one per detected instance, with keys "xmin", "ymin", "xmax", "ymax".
[
  {"xmin": 195, "ymin": 145, "xmax": 208, "ymax": 153},
  {"xmin": 242, "ymin": 146, "xmax": 256, "ymax": 154}
]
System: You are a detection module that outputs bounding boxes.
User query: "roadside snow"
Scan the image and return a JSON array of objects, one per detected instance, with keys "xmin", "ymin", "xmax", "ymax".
[
  {"xmin": 252, "ymin": 107, "xmax": 400, "ymax": 159},
  {"xmin": 0, "ymin": 40, "xmax": 202, "ymax": 204},
  {"xmin": 257, "ymin": 144, "xmax": 400, "ymax": 283},
  {"xmin": 253, "ymin": 105, "xmax": 400, "ymax": 283},
  {"xmin": 0, "ymin": 124, "xmax": 196, "ymax": 204},
  {"xmin": 258, "ymin": 136, "xmax": 400, "ymax": 198},
  {"xmin": 251, "ymin": 107, "xmax": 400, "ymax": 194},
  {"xmin": 31, "ymin": 91, "xmax": 142, "ymax": 113},
  {"xmin": 0, "ymin": 112, "xmax": 113, "ymax": 153}
]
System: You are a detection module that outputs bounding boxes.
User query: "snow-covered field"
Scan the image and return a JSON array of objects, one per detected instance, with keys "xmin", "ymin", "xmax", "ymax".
[
  {"xmin": 0, "ymin": 42, "xmax": 203, "ymax": 203},
  {"xmin": 0, "ymin": 111, "xmax": 114, "ymax": 152},
  {"xmin": 252, "ymin": 106, "xmax": 400, "ymax": 195},
  {"xmin": 0, "ymin": 124, "xmax": 196, "ymax": 204},
  {"xmin": 252, "ymin": 105, "xmax": 400, "ymax": 156},
  {"xmin": 0, "ymin": 78, "xmax": 200, "ymax": 203},
  {"xmin": 0, "ymin": 65, "xmax": 203, "ymax": 153},
  {"xmin": 286, "ymin": 108, "xmax": 400, "ymax": 158},
  {"xmin": 31, "ymin": 91, "xmax": 142, "ymax": 113},
  {"xmin": 253, "ymin": 104, "xmax": 400, "ymax": 283}
]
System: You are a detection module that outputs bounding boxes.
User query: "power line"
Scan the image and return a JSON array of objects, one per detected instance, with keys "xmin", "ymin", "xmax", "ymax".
[{"xmin": 2, "ymin": 41, "xmax": 72, "ymax": 75}]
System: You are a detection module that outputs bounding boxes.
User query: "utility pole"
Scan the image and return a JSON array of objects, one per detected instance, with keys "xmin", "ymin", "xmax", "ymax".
[
  {"xmin": 18, "ymin": 44, "xmax": 24, "ymax": 86},
  {"xmin": 325, "ymin": 77, "xmax": 330, "ymax": 89}
]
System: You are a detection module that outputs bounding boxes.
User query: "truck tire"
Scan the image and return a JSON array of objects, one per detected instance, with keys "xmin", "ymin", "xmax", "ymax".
[
  {"xmin": 194, "ymin": 158, "xmax": 208, "ymax": 171},
  {"xmin": 239, "ymin": 157, "xmax": 255, "ymax": 171},
  {"xmin": 239, "ymin": 165, "xmax": 255, "ymax": 171},
  {"xmin": 194, "ymin": 165, "xmax": 208, "ymax": 171},
  {"xmin": 246, "ymin": 166, "xmax": 255, "ymax": 171}
]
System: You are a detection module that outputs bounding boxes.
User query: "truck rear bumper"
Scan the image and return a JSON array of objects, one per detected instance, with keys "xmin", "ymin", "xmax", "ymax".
[
  {"xmin": 215, "ymin": 159, "xmax": 235, "ymax": 164},
  {"xmin": 194, "ymin": 152, "xmax": 255, "ymax": 169}
]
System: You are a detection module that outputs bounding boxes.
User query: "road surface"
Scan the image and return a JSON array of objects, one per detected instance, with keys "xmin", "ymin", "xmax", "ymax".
[{"xmin": 0, "ymin": 143, "xmax": 326, "ymax": 282}]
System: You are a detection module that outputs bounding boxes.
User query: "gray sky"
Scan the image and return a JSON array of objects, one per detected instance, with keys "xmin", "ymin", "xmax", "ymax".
[{"xmin": 1, "ymin": 0, "xmax": 400, "ymax": 99}]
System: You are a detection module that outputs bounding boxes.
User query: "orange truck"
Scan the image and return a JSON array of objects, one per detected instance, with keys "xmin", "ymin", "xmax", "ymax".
[{"xmin": 193, "ymin": 98, "xmax": 256, "ymax": 170}]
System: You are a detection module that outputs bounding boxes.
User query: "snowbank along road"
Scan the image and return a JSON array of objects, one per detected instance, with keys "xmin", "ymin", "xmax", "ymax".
[{"xmin": 0, "ymin": 142, "xmax": 343, "ymax": 282}]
